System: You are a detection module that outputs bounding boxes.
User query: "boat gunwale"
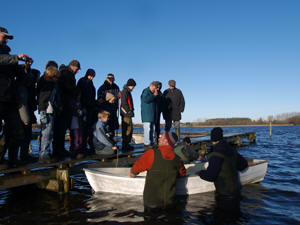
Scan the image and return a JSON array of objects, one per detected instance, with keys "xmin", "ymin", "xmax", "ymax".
[{"xmin": 83, "ymin": 158, "xmax": 268, "ymax": 179}]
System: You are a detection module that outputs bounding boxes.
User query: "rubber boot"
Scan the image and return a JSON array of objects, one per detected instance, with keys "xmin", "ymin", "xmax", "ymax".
[{"xmin": 175, "ymin": 128, "xmax": 181, "ymax": 143}]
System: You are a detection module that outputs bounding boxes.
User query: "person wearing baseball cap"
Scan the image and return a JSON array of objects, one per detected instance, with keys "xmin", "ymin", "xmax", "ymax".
[
  {"xmin": 0, "ymin": 26, "xmax": 35, "ymax": 168},
  {"xmin": 163, "ymin": 79, "xmax": 185, "ymax": 142}
]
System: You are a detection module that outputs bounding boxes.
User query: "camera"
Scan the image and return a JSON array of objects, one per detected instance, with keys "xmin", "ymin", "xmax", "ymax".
[{"xmin": 24, "ymin": 56, "xmax": 33, "ymax": 64}]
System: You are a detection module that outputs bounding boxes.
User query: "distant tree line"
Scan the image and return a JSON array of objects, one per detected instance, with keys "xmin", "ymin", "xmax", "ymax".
[{"xmin": 187, "ymin": 112, "xmax": 300, "ymax": 126}]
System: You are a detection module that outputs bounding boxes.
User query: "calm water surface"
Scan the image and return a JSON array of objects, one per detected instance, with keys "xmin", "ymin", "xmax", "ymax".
[{"xmin": 0, "ymin": 126, "xmax": 300, "ymax": 224}]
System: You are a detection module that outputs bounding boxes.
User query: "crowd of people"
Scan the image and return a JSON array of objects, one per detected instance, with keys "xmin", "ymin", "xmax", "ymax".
[
  {"xmin": 1, "ymin": 26, "xmax": 251, "ymax": 222},
  {"xmin": 0, "ymin": 26, "xmax": 186, "ymax": 168}
]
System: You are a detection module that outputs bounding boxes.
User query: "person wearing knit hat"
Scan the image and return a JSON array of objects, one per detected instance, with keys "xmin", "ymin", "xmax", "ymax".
[
  {"xmin": 198, "ymin": 127, "xmax": 249, "ymax": 203},
  {"xmin": 76, "ymin": 68, "xmax": 97, "ymax": 154},
  {"xmin": 163, "ymin": 79, "xmax": 185, "ymax": 142},
  {"xmin": 126, "ymin": 78, "xmax": 136, "ymax": 87},
  {"xmin": 211, "ymin": 127, "xmax": 223, "ymax": 142},
  {"xmin": 129, "ymin": 131, "xmax": 186, "ymax": 211},
  {"xmin": 121, "ymin": 78, "xmax": 136, "ymax": 152}
]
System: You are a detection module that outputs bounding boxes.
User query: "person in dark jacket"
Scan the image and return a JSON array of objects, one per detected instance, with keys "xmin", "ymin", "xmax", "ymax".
[
  {"xmin": 15, "ymin": 66, "xmax": 40, "ymax": 163},
  {"xmin": 199, "ymin": 127, "xmax": 248, "ymax": 199},
  {"xmin": 77, "ymin": 68, "xmax": 96, "ymax": 153},
  {"xmin": 141, "ymin": 81, "xmax": 159, "ymax": 148},
  {"xmin": 37, "ymin": 64, "xmax": 60, "ymax": 163},
  {"xmin": 174, "ymin": 137, "xmax": 201, "ymax": 163},
  {"xmin": 53, "ymin": 60, "xmax": 80, "ymax": 160},
  {"xmin": 120, "ymin": 78, "xmax": 136, "ymax": 152},
  {"xmin": 163, "ymin": 80, "xmax": 185, "ymax": 141},
  {"xmin": 97, "ymin": 73, "xmax": 120, "ymax": 138},
  {"xmin": 0, "ymin": 27, "xmax": 32, "ymax": 167}
]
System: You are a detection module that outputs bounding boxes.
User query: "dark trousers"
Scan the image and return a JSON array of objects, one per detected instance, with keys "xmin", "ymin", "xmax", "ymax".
[
  {"xmin": 121, "ymin": 116, "xmax": 133, "ymax": 147},
  {"xmin": 20, "ymin": 123, "xmax": 32, "ymax": 160},
  {"xmin": 154, "ymin": 115, "xmax": 161, "ymax": 144},
  {"xmin": 82, "ymin": 108, "xmax": 97, "ymax": 151},
  {"xmin": 0, "ymin": 102, "xmax": 25, "ymax": 164},
  {"xmin": 70, "ymin": 128, "xmax": 83, "ymax": 153},
  {"xmin": 53, "ymin": 112, "xmax": 72, "ymax": 157}
]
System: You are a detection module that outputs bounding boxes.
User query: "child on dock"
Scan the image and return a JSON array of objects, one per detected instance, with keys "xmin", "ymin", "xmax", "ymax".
[{"xmin": 93, "ymin": 110, "xmax": 118, "ymax": 155}]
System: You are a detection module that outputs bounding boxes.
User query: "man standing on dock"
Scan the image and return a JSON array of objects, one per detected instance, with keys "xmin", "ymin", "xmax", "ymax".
[
  {"xmin": 53, "ymin": 60, "xmax": 80, "ymax": 160},
  {"xmin": 140, "ymin": 81, "xmax": 159, "ymax": 148},
  {"xmin": 0, "ymin": 27, "xmax": 31, "ymax": 168},
  {"xmin": 163, "ymin": 80, "xmax": 185, "ymax": 141}
]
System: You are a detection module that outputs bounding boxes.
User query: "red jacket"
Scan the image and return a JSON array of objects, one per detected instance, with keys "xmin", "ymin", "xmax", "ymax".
[{"xmin": 131, "ymin": 145, "xmax": 186, "ymax": 177}]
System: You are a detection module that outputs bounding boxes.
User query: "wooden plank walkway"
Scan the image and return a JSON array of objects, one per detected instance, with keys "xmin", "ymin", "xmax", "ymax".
[{"xmin": 0, "ymin": 132, "xmax": 256, "ymax": 193}]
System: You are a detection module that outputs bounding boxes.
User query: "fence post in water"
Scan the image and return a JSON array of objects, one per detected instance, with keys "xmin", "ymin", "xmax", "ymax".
[{"xmin": 268, "ymin": 116, "xmax": 273, "ymax": 139}]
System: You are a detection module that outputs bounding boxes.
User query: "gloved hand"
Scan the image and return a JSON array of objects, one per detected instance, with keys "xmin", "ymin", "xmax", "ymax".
[
  {"xmin": 40, "ymin": 111, "xmax": 48, "ymax": 124},
  {"xmin": 127, "ymin": 110, "xmax": 134, "ymax": 117}
]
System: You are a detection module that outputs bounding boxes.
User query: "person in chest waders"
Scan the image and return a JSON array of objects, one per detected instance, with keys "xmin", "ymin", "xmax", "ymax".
[
  {"xmin": 129, "ymin": 131, "xmax": 186, "ymax": 222},
  {"xmin": 198, "ymin": 127, "xmax": 249, "ymax": 224}
]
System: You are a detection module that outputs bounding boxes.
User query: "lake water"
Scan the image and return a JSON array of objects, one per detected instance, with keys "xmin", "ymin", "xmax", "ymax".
[{"xmin": 0, "ymin": 126, "xmax": 299, "ymax": 224}]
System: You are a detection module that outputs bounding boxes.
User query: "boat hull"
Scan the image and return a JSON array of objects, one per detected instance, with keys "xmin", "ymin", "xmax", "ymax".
[{"xmin": 84, "ymin": 159, "xmax": 268, "ymax": 195}]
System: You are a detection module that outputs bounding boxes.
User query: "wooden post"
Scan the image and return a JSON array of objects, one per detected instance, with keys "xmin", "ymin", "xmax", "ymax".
[{"xmin": 269, "ymin": 121, "xmax": 272, "ymax": 138}]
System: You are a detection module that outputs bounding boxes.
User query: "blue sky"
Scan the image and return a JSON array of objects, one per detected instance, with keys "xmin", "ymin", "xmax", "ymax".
[{"xmin": 1, "ymin": 0, "xmax": 299, "ymax": 123}]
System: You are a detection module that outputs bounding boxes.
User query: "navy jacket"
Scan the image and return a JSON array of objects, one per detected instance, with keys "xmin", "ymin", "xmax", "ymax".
[{"xmin": 199, "ymin": 140, "xmax": 248, "ymax": 182}]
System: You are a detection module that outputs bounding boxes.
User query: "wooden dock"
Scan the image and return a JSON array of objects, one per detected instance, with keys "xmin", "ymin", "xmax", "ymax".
[{"xmin": 0, "ymin": 132, "xmax": 256, "ymax": 194}]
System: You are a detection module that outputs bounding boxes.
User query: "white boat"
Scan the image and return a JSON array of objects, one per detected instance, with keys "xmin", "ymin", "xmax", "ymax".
[
  {"xmin": 131, "ymin": 134, "xmax": 144, "ymax": 144},
  {"xmin": 83, "ymin": 159, "xmax": 268, "ymax": 195}
]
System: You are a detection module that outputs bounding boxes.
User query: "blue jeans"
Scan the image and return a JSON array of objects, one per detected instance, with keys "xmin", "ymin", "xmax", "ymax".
[
  {"xmin": 39, "ymin": 114, "xmax": 54, "ymax": 159},
  {"xmin": 143, "ymin": 122, "xmax": 154, "ymax": 145}
]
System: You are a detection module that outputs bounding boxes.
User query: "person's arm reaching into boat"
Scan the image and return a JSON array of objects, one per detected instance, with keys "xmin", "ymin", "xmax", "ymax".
[{"xmin": 129, "ymin": 149, "xmax": 154, "ymax": 177}]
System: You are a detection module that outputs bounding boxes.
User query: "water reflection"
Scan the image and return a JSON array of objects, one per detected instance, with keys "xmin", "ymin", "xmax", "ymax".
[{"xmin": 85, "ymin": 193, "xmax": 144, "ymax": 223}]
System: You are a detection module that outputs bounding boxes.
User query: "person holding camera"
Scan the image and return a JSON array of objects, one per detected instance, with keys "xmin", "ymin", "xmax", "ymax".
[{"xmin": 0, "ymin": 26, "xmax": 33, "ymax": 167}]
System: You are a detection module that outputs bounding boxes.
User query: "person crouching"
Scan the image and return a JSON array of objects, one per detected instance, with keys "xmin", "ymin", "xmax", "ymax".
[
  {"xmin": 92, "ymin": 110, "xmax": 118, "ymax": 155},
  {"xmin": 129, "ymin": 131, "xmax": 186, "ymax": 213}
]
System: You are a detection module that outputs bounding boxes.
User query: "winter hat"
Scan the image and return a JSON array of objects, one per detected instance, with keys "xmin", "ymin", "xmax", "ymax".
[
  {"xmin": 183, "ymin": 137, "xmax": 191, "ymax": 144},
  {"xmin": 211, "ymin": 127, "xmax": 223, "ymax": 142},
  {"xmin": 85, "ymin": 68, "xmax": 96, "ymax": 77},
  {"xmin": 106, "ymin": 73, "xmax": 115, "ymax": 81},
  {"xmin": 168, "ymin": 80, "xmax": 176, "ymax": 87},
  {"xmin": 159, "ymin": 132, "xmax": 178, "ymax": 147},
  {"xmin": 105, "ymin": 92, "xmax": 115, "ymax": 102},
  {"xmin": 126, "ymin": 78, "xmax": 136, "ymax": 87},
  {"xmin": 45, "ymin": 60, "xmax": 58, "ymax": 69}
]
